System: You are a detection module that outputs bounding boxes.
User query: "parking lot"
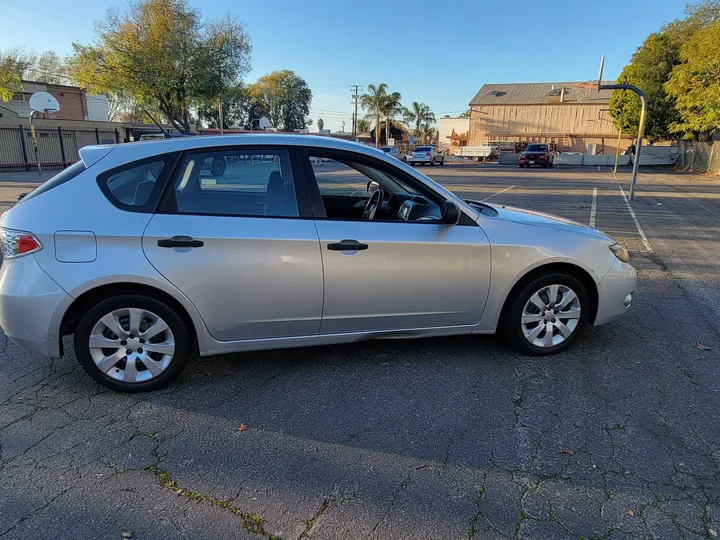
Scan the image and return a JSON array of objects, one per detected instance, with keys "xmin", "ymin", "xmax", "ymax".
[{"xmin": 1, "ymin": 164, "xmax": 720, "ymax": 539}]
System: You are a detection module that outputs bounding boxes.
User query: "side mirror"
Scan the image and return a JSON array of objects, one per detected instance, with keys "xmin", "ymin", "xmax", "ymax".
[
  {"xmin": 367, "ymin": 180, "xmax": 380, "ymax": 195},
  {"xmin": 442, "ymin": 200, "xmax": 461, "ymax": 225}
]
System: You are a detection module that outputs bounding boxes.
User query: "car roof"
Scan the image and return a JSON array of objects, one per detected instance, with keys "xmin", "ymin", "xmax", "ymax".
[{"xmin": 79, "ymin": 134, "xmax": 387, "ymax": 167}]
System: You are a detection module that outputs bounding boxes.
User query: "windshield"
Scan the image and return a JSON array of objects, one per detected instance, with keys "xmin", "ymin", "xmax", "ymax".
[{"xmin": 526, "ymin": 144, "xmax": 548, "ymax": 152}]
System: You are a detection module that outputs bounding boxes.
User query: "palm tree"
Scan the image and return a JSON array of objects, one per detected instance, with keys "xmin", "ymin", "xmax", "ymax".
[
  {"xmin": 356, "ymin": 117, "xmax": 370, "ymax": 133},
  {"xmin": 421, "ymin": 122, "xmax": 436, "ymax": 144},
  {"xmin": 382, "ymin": 91, "xmax": 403, "ymax": 144},
  {"xmin": 404, "ymin": 102, "xmax": 436, "ymax": 139},
  {"xmin": 360, "ymin": 83, "xmax": 388, "ymax": 145}
]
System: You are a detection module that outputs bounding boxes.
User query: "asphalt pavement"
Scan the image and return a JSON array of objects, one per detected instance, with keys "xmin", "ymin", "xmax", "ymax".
[{"xmin": 1, "ymin": 164, "xmax": 720, "ymax": 539}]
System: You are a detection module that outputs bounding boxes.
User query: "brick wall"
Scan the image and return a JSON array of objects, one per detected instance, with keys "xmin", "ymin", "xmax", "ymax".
[{"xmin": 46, "ymin": 85, "xmax": 87, "ymax": 121}]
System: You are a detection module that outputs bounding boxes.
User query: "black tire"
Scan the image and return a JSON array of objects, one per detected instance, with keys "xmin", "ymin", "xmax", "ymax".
[
  {"xmin": 430, "ymin": 159, "xmax": 435, "ymax": 166},
  {"xmin": 440, "ymin": 158, "xmax": 445, "ymax": 165},
  {"xmin": 501, "ymin": 272, "xmax": 591, "ymax": 356},
  {"xmin": 519, "ymin": 163, "xmax": 524, "ymax": 168},
  {"xmin": 74, "ymin": 294, "xmax": 191, "ymax": 392}
]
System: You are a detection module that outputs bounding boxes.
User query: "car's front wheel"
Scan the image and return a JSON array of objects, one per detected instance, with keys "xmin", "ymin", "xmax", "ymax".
[
  {"xmin": 74, "ymin": 294, "xmax": 191, "ymax": 392},
  {"xmin": 502, "ymin": 272, "xmax": 590, "ymax": 355}
]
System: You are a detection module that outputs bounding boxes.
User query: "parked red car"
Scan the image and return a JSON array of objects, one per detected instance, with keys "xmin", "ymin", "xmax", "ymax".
[{"xmin": 519, "ymin": 143, "xmax": 554, "ymax": 168}]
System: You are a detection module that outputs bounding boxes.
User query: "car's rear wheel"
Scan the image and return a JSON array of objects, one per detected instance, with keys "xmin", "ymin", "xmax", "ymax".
[
  {"xmin": 502, "ymin": 272, "xmax": 590, "ymax": 355},
  {"xmin": 74, "ymin": 294, "xmax": 190, "ymax": 392},
  {"xmin": 430, "ymin": 158, "xmax": 435, "ymax": 166}
]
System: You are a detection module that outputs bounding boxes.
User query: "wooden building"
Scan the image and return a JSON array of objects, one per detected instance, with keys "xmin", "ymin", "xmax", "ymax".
[{"xmin": 468, "ymin": 82, "xmax": 635, "ymax": 154}]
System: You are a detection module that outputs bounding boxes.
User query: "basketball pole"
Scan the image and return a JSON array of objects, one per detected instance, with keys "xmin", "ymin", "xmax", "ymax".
[
  {"xmin": 596, "ymin": 55, "xmax": 647, "ymax": 200},
  {"xmin": 29, "ymin": 111, "xmax": 42, "ymax": 174}
]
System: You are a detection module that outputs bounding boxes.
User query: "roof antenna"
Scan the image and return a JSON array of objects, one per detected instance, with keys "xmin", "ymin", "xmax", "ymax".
[{"xmin": 141, "ymin": 106, "xmax": 176, "ymax": 138}]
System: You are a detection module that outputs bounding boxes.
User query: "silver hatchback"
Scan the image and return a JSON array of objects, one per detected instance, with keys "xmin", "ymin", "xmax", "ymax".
[{"xmin": 0, "ymin": 135, "xmax": 636, "ymax": 392}]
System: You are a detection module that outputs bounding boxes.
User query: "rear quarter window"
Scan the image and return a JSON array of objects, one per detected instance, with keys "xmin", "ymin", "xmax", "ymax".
[{"xmin": 97, "ymin": 153, "xmax": 178, "ymax": 212}]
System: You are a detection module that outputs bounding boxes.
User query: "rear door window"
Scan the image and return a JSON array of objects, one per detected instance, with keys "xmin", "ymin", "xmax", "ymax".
[{"xmin": 168, "ymin": 149, "xmax": 300, "ymax": 217}]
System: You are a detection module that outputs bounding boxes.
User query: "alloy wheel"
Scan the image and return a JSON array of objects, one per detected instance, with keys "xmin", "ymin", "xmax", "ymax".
[
  {"xmin": 521, "ymin": 284, "xmax": 581, "ymax": 348},
  {"xmin": 88, "ymin": 308, "xmax": 175, "ymax": 383}
]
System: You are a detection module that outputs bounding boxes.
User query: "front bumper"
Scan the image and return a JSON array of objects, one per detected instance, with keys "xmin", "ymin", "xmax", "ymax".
[
  {"xmin": 594, "ymin": 256, "xmax": 637, "ymax": 326},
  {"xmin": 0, "ymin": 256, "xmax": 70, "ymax": 357},
  {"xmin": 520, "ymin": 156, "xmax": 549, "ymax": 165}
]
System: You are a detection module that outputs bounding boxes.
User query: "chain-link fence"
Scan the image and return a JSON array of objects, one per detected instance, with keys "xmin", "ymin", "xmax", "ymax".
[
  {"xmin": 0, "ymin": 125, "xmax": 121, "ymax": 171},
  {"xmin": 676, "ymin": 139, "xmax": 720, "ymax": 174}
]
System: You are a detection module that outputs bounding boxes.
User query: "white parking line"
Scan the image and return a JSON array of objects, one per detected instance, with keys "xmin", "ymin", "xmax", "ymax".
[
  {"xmin": 616, "ymin": 182, "xmax": 653, "ymax": 253},
  {"xmin": 482, "ymin": 185, "xmax": 516, "ymax": 201},
  {"xmin": 589, "ymin": 187, "xmax": 597, "ymax": 228}
]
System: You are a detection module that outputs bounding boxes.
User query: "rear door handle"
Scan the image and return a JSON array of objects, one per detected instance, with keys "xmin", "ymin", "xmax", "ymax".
[
  {"xmin": 327, "ymin": 239, "xmax": 368, "ymax": 251},
  {"xmin": 157, "ymin": 236, "xmax": 204, "ymax": 248}
]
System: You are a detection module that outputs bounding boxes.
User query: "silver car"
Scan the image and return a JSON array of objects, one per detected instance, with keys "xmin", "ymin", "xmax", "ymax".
[
  {"xmin": 0, "ymin": 135, "xmax": 636, "ymax": 392},
  {"xmin": 378, "ymin": 146, "xmax": 407, "ymax": 163},
  {"xmin": 409, "ymin": 145, "xmax": 444, "ymax": 166}
]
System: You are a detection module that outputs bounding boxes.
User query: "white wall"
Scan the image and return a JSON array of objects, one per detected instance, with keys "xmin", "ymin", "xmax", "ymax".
[
  {"xmin": 86, "ymin": 94, "xmax": 109, "ymax": 122},
  {"xmin": 438, "ymin": 117, "xmax": 469, "ymax": 151}
]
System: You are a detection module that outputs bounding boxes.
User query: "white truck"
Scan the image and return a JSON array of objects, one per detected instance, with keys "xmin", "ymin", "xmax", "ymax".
[{"xmin": 453, "ymin": 145, "xmax": 498, "ymax": 162}]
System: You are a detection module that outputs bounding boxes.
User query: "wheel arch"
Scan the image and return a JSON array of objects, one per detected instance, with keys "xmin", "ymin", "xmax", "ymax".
[
  {"xmin": 59, "ymin": 281, "xmax": 202, "ymax": 353},
  {"xmin": 497, "ymin": 262, "xmax": 599, "ymax": 330}
]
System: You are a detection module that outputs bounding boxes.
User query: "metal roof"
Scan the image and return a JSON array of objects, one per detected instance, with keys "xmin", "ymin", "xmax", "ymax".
[{"xmin": 469, "ymin": 82, "xmax": 614, "ymax": 106}]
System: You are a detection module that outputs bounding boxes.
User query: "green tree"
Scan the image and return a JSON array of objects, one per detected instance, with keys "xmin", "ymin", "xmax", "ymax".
[
  {"xmin": 665, "ymin": 18, "xmax": 720, "ymax": 138},
  {"xmin": 610, "ymin": 0, "xmax": 720, "ymax": 141},
  {"xmin": 382, "ymin": 90, "xmax": 403, "ymax": 143},
  {"xmin": 356, "ymin": 117, "xmax": 370, "ymax": 133},
  {"xmin": 249, "ymin": 70, "xmax": 312, "ymax": 131},
  {"xmin": 403, "ymin": 101, "xmax": 436, "ymax": 138},
  {"xmin": 26, "ymin": 51, "xmax": 68, "ymax": 84},
  {"xmin": 317, "ymin": 118, "xmax": 324, "ymax": 131},
  {"xmin": 67, "ymin": 0, "xmax": 251, "ymax": 133},
  {"xmin": 360, "ymin": 83, "xmax": 389, "ymax": 145},
  {"xmin": 0, "ymin": 48, "xmax": 34, "ymax": 102},
  {"xmin": 608, "ymin": 32, "xmax": 681, "ymax": 141},
  {"xmin": 197, "ymin": 84, "xmax": 252, "ymax": 129},
  {"xmin": 421, "ymin": 123, "xmax": 436, "ymax": 144}
]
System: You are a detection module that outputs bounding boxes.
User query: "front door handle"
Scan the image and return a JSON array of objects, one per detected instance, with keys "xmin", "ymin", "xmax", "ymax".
[
  {"xmin": 327, "ymin": 239, "xmax": 369, "ymax": 251},
  {"xmin": 157, "ymin": 236, "xmax": 204, "ymax": 248}
]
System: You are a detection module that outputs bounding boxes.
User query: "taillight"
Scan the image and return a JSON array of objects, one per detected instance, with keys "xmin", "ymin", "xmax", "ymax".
[
  {"xmin": 426, "ymin": 152, "xmax": 431, "ymax": 156},
  {"xmin": 0, "ymin": 227, "xmax": 42, "ymax": 259}
]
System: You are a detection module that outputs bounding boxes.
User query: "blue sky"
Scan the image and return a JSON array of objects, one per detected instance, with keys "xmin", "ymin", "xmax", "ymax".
[{"xmin": 3, "ymin": 0, "xmax": 688, "ymax": 131}]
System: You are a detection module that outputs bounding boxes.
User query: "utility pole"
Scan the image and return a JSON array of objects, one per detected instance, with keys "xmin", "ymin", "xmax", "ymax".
[{"xmin": 350, "ymin": 84, "xmax": 362, "ymax": 139}]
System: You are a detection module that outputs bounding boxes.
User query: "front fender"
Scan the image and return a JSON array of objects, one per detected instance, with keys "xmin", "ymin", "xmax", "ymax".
[{"xmin": 474, "ymin": 219, "xmax": 615, "ymax": 333}]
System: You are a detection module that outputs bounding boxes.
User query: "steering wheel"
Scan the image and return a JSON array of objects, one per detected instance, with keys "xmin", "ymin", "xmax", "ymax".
[{"xmin": 362, "ymin": 185, "xmax": 386, "ymax": 220}]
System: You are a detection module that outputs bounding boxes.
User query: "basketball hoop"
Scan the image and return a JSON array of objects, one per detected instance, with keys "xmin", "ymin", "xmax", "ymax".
[{"xmin": 28, "ymin": 92, "xmax": 61, "ymax": 173}]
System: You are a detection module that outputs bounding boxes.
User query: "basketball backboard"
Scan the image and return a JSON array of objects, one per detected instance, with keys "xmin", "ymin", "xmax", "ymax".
[{"xmin": 29, "ymin": 92, "xmax": 60, "ymax": 114}]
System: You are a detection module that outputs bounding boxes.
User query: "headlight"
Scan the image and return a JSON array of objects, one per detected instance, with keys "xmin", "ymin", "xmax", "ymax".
[{"xmin": 610, "ymin": 243, "xmax": 630, "ymax": 263}]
